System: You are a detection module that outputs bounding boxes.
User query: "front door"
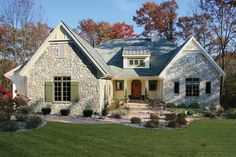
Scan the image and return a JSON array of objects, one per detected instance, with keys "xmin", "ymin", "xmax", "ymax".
[{"xmin": 132, "ymin": 80, "xmax": 141, "ymax": 98}]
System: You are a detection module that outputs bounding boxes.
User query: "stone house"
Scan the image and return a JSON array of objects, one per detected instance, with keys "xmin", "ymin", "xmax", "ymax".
[{"xmin": 5, "ymin": 21, "xmax": 225, "ymax": 115}]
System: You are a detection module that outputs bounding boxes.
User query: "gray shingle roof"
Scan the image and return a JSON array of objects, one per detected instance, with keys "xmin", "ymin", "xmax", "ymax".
[
  {"xmin": 123, "ymin": 46, "xmax": 150, "ymax": 56},
  {"xmin": 95, "ymin": 38, "xmax": 180, "ymax": 77}
]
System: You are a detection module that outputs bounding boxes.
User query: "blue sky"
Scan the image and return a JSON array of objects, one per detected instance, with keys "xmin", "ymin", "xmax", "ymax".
[{"xmin": 34, "ymin": 0, "xmax": 193, "ymax": 33}]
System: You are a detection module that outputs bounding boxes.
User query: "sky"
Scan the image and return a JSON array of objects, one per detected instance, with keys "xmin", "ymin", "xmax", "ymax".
[
  {"xmin": 34, "ymin": 0, "xmax": 196, "ymax": 33},
  {"xmin": 3, "ymin": 0, "xmax": 195, "ymax": 34}
]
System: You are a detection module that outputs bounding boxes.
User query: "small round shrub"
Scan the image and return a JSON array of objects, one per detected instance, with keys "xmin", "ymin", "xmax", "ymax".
[
  {"xmin": 168, "ymin": 120, "xmax": 179, "ymax": 128},
  {"xmin": 204, "ymin": 111, "xmax": 216, "ymax": 118},
  {"xmin": 145, "ymin": 120, "xmax": 159, "ymax": 128},
  {"xmin": 165, "ymin": 113, "xmax": 177, "ymax": 120},
  {"xmin": 111, "ymin": 113, "xmax": 121, "ymax": 119},
  {"xmin": 176, "ymin": 113, "xmax": 187, "ymax": 125},
  {"xmin": 130, "ymin": 117, "xmax": 141, "ymax": 124},
  {"xmin": 16, "ymin": 115, "xmax": 28, "ymax": 122},
  {"xmin": 102, "ymin": 106, "xmax": 109, "ymax": 116},
  {"xmin": 150, "ymin": 113, "xmax": 159, "ymax": 120},
  {"xmin": 83, "ymin": 109, "xmax": 93, "ymax": 117},
  {"xmin": 25, "ymin": 116, "xmax": 43, "ymax": 129},
  {"xmin": 227, "ymin": 109, "xmax": 236, "ymax": 119},
  {"xmin": 60, "ymin": 109, "xmax": 70, "ymax": 116},
  {"xmin": 189, "ymin": 103, "xmax": 200, "ymax": 109},
  {"xmin": 42, "ymin": 107, "xmax": 51, "ymax": 115},
  {"xmin": 187, "ymin": 110, "xmax": 194, "ymax": 116},
  {"xmin": 217, "ymin": 106, "xmax": 224, "ymax": 115},
  {"xmin": 3, "ymin": 121, "xmax": 19, "ymax": 132}
]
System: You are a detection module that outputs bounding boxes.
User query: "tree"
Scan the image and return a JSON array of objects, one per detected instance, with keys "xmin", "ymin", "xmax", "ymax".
[
  {"xmin": 133, "ymin": 0, "xmax": 178, "ymax": 42},
  {"xmin": 112, "ymin": 22, "xmax": 135, "ymax": 39},
  {"xmin": 199, "ymin": 0, "xmax": 236, "ymax": 101},
  {"xmin": 78, "ymin": 19, "xmax": 135, "ymax": 46}
]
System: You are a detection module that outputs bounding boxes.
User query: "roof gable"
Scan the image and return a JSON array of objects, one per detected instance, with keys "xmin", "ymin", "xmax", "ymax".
[
  {"xmin": 18, "ymin": 21, "xmax": 112, "ymax": 77},
  {"xmin": 159, "ymin": 37, "xmax": 226, "ymax": 77}
]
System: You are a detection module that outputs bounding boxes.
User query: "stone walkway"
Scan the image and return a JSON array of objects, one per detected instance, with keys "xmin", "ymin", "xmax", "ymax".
[{"xmin": 45, "ymin": 115, "xmax": 130, "ymax": 124}]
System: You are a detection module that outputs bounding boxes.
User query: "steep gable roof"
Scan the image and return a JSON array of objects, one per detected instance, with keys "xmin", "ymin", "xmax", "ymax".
[
  {"xmin": 16, "ymin": 21, "xmax": 112, "ymax": 78},
  {"xmin": 159, "ymin": 37, "xmax": 226, "ymax": 77}
]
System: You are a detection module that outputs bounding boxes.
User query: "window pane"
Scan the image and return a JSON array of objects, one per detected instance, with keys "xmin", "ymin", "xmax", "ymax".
[
  {"xmin": 149, "ymin": 80, "xmax": 157, "ymax": 91},
  {"xmin": 140, "ymin": 60, "xmax": 145, "ymax": 67},
  {"xmin": 129, "ymin": 60, "xmax": 133, "ymax": 65},
  {"xmin": 116, "ymin": 81, "xmax": 124, "ymax": 90},
  {"xmin": 206, "ymin": 82, "xmax": 211, "ymax": 94},
  {"xmin": 135, "ymin": 60, "xmax": 139, "ymax": 65},
  {"xmin": 186, "ymin": 78, "xmax": 199, "ymax": 96},
  {"xmin": 174, "ymin": 82, "xmax": 179, "ymax": 94}
]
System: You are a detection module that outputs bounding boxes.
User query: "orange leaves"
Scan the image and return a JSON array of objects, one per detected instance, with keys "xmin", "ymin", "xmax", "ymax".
[
  {"xmin": 78, "ymin": 19, "xmax": 135, "ymax": 45},
  {"xmin": 133, "ymin": 0, "xmax": 178, "ymax": 41}
]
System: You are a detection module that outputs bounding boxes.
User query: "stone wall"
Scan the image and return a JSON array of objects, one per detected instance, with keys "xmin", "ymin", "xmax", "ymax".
[
  {"xmin": 27, "ymin": 42, "xmax": 102, "ymax": 115},
  {"xmin": 163, "ymin": 49, "xmax": 221, "ymax": 107}
]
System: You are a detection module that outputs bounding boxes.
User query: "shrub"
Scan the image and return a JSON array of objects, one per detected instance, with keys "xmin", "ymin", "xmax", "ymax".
[
  {"xmin": 150, "ymin": 113, "xmax": 159, "ymax": 120},
  {"xmin": 165, "ymin": 113, "xmax": 176, "ymax": 120},
  {"xmin": 168, "ymin": 120, "xmax": 179, "ymax": 128},
  {"xmin": 41, "ymin": 107, "xmax": 51, "ymax": 115},
  {"xmin": 217, "ymin": 106, "xmax": 224, "ymax": 115},
  {"xmin": 102, "ymin": 104, "xmax": 109, "ymax": 116},
  {"xmin": 111, "ymin": 113, "xmax": 121, "ymax": 119},
  {"xmin": 176, "ymin": 103, "xmax": 188, "ymax": 108},
  {"xmin": 189, "ymin": 103, "xmax": 200, "ymax": 109},
  {"xmin": 130, "ymin": 117, "xmax": 141, "ymax": 124},
  {"xmin": 187, "ymin": 110, "xmax": 194, "ymax": 116},
  {"xmin": 145, "ymin": 120, "xmax": 159, "ymax": 128},
  {"xmin": 3, "ymin": 121, "xmax": 19, "ymax": 132},
  {"xmin": 176, "ymin": 113, "xmax": 187, "ymax": 125},
  {"xmin": 203, "ymin": 111, "xmax": 216, "ymax": 118},
  {"xmin": 25, "ymin": 116, "xmax": 43, "ymax": 129},
  {"xmin": 60, "ymin": 109, "xmax": 70, "ymax": 116},
  {"xmin": 166, "ymin": 103, "xmax": 175, "ymax": 108},
  {"xmin": 109, "ymin": 100, "xmax": 122, "ymax": 111},
  {"xmin": 227, "ymin": 109, "xmax": 236, "ymax": 119},
  {"xmin": 20, "ymin": 107, "xmax": 31, "ymax": 115},
  {"xmin": 83, "ymin": 109, "xmax": 93, "ymax": 117},
  {"xmin": 16, "ymin": 115, "xmax": 28, "ymax": 122}
]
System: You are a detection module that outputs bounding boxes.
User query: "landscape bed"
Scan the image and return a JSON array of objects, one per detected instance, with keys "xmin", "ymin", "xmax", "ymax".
[{"xmin": 0, "ymin": 120, "xmax": 236, "ymax": 157}]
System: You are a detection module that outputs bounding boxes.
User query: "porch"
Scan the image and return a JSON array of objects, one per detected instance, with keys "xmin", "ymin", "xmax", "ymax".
[{"xmin": 112, "ymin": 77, "xmax": 163, "ymax": 101}]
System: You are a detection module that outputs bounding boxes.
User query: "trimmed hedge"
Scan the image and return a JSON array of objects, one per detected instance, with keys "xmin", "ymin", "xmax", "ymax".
[
  {"xmin": 145, "ymin": 120, "xmax": 159, "ymax": 128},
  {"xmin": 60, "ymin": 109, "xmax": 70, "ymax": 116},
  {"xmin": 25, "ymin": 116, "xmax": 43, "ymax": 129},
  {"xmin": 83, "ymin": 109, "xmax": 93, "ymax": 117},
  {"xmin": 130, "ymin": 117, "xmax": 141, "ymax": 124},
  {"xmin": 42, "ymin": 107, "xmax": 51, "ymax": 115}
]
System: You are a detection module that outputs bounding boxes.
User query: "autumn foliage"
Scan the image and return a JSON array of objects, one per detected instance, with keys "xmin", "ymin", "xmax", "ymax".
[
  {"xmin": 133, "ymin": 0, "xmax": 178, "ymax": 41},
  {"xmin": 78, "ymin": 19, "xmax": 135, "ymax": 46}
]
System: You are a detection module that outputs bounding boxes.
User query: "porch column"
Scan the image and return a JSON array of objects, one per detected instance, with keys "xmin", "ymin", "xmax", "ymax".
[
  {"xmin": 12, "ymin": 83, "xmax": 17, "ymax": 98},
  {"xmin": 159, "ymin": 79, "xmax": 164, "ymax": 100},
  {"xmin": 145, "ymin": 79, "xmax": 148, "ymax": 92},
  {"xmin": 124, "ymin": 79, "xmax": 127, "ymax": 91}
]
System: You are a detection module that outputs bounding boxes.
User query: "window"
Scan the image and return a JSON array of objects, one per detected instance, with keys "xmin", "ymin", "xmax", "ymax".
[
  {"xmin": 186, "ymin": 78, "xmax": 200, "ymax": 96},
  {"xmin": 115, "ymin": 80, "xmax": 124, "ymax": 91},
  {"xmin": 174, "ymin": 81, "xmax": 179, "ymax": 94},
  {"xmin": 128, "ymin": 58, "xmax": 145, "ymax": 67},
  {"xmin": 206, "ymin": 81, "xmax": 211, "ymax": 94},
  {"xmin": 54, "ymin": 76, "xmax": 71, "ymax": 101},
  {"xmin": 149, "ymin": 80, "xmax": 157, "ymax": 91},
  {"xmin": 58, "ymin": 44, "xmax": 65, "ymax": 58},
  {"xmin": 129, "ymin": 60, "xmax": 133, "ymax": 65}
]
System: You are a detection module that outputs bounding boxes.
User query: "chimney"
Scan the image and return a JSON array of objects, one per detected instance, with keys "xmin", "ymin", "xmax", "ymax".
[{"xmin": 150, "ymin": 32, "xmax": 160, "ymax": 42}]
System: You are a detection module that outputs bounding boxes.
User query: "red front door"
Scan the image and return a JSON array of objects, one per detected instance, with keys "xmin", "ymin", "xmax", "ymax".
[{"xmin": 132, "ymin": 80, "xmax": 141, "ymax": 98}]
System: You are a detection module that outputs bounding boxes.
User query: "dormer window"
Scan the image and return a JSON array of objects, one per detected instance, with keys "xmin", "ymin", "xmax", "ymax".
[{"xmin": 122, "ymin": 46, "xmax": 150, "ymax": 69}]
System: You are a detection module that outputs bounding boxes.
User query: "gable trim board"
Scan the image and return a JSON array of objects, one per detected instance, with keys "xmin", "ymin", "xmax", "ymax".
[
  {"xmin": 17, "ymin": 21, "xmax": 112, "ymax": 79},
  {"xmin": 159, "ymin": 37, "xmax": 226, "ymax": 77}
]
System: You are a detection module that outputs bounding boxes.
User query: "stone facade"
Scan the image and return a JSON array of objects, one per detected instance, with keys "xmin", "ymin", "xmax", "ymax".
[
  {"xmin": 27, "ymin": 42, "xmax": 103, "ymax": 115},
  {"xmin": 163, "ymin": 44, "xmax": 220, "ymax": 107}
]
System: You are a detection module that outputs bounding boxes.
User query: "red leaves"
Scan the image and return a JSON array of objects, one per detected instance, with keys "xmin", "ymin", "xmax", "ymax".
[
  {"xmin": 133, "ymin": 0, "xmax": 178, "ymax": 41},
  {"xmin": 78, "ymin": 19, "xmax": 135, "ymax": 45}
]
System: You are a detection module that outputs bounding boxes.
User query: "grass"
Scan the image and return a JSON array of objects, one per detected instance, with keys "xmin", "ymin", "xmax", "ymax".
[{"xmin": 0, "ymin": 120, "xmax": 236, "ymax": 157}]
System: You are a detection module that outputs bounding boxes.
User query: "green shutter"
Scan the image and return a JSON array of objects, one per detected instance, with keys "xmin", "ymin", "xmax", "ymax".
[
  {"xmin": 45, "ymin": 82, "xmax": 53, "ymax": 102},
  {"xmin": 71, "ymin": 82, "xmax": 79, "ymax": 103}
]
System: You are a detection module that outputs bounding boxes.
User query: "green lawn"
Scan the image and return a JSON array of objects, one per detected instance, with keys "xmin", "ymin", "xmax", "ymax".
[{"xmin": 0, "ymin": 120, "xmax": 236, "ymax": 157}]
